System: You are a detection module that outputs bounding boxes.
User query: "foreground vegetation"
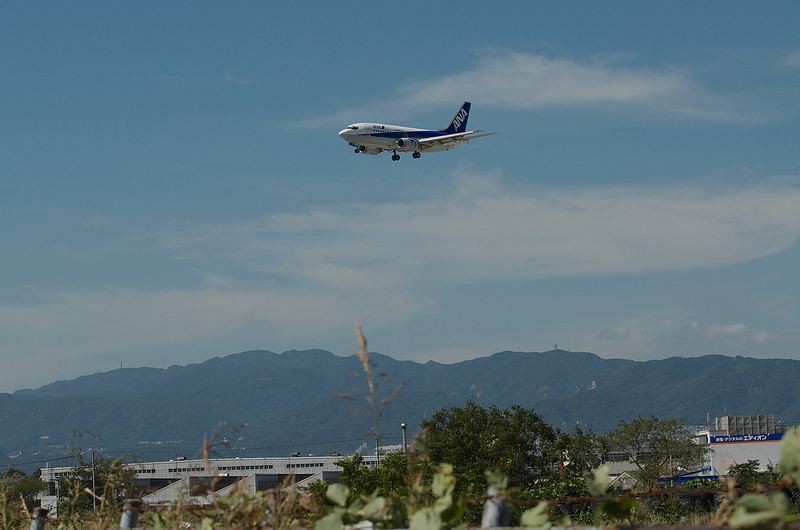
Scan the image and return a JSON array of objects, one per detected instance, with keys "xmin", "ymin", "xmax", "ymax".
[
  {"xmin": 2, "ymin": 326, "xmax": 800, "ymax": 528},
  {"xmin": 2, "ymin": 427, "xmax": 800, "ymax": 529},
  {"xmin": 2, "ymin": 411, "xmax": 799, "ymax": 529}
]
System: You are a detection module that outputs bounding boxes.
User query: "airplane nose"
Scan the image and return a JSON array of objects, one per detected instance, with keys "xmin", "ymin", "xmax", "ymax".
[{"xmin": 338, "ymin": 129, "xmax": 350, "ymax": 140}]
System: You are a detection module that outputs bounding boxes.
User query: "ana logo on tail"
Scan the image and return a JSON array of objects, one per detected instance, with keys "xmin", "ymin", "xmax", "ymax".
[{"xmin": 452, "ymin": 108, "xmax": 468, "ymax": 131}]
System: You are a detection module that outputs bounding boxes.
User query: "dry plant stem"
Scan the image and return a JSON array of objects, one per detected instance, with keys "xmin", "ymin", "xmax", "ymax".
[{"xmin": 355, "ymin": 321, "xmax": 381, "ymax": 440}]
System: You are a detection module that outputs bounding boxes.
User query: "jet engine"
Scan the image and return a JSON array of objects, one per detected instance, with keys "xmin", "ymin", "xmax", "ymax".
[
  {"xmin": 395, "ymin": 138, "xmax": 418, "ymax": 150},
  {"xmin": 356, "ymin": 145, "xmax": 382, "ymax": 155}
]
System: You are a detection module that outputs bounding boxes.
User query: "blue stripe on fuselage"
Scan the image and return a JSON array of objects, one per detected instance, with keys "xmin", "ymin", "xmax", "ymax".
[{"xmin": 369, "ymin": 130, "xmax": 445, "ymax": 140}]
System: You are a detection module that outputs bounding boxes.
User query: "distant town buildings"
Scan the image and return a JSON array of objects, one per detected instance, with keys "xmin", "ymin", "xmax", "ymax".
[
  {"xmin": 40, "ymin": 453, "xmax": 378, "ymax": 510},
  {"xmin": 38, "ymin": 413, "xmax": 796, "ymax": 512},
  {"xmin": 37, "ymin": 431, "xmax": 408, "ymax": 514},
  {"xmin": 697, "ymin": 413, "xmax": 789, "ymax": 476},
  {"xmin": 605, "ymin": 414, "xmax": 790, "ymax": 487}
]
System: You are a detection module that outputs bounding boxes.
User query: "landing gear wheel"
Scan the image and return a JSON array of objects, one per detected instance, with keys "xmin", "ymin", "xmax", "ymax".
[
  {"xmin": 392, "ymin": 152, "xmax": 400, "ymax": 161},
  {"xmin": 354, "ymin": 148, "xmax": 360, "ymax": 154},
  {"xmin": 412, "ymin": 152, "xmax": 421, "ymax": 159}
]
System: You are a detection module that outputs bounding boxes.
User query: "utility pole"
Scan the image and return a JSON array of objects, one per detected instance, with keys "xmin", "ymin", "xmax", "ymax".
[{"xmin": 92, "ymin": 450, "xmax": 96, "ymax": 509}]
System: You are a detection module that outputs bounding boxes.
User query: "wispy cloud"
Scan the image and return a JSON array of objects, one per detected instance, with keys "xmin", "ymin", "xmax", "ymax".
[
  {"xmin": 111, "ymin": 174, "xmax": 800, "ymax": 294},
  {"xmin": 3, "ymin": 175, "xmax": 799, "ymax": 390},
  {"xmin": 231, "ymin": 176, "xmax": 800, "ymax": 287},
  {"xmin": 596, "ymin": 326, "xmax": 631, "ymax": 341},
  {"xmin": 654, "ymin": 320, "xmax": 757, "ymax": 352},
  {"xmin": 781, "ymin": 50, "xmax": 800, "ymax": 67},
  {"xmin": 0, "ymin": 284, "xmax": 436, "ymax": 390},
  {"xmin": 310, "ymin": 51, "xmax": 765, "ymax": 126},
  {"xmin": 403, "ymin": 52, "xmax": 690, "ymax": 109}
]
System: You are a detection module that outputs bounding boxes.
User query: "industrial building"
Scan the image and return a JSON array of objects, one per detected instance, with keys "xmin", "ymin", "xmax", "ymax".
[
  {"xmin": 696, "ymin": 413, "xmax": 790, "ymax": 476},
  {"xmin": 605, "ymin": 413, "xmax": 792, "ymax": 488},
  {"xmin": 40, "ymin": 453, "xmax": 378, "ymax": 510}
]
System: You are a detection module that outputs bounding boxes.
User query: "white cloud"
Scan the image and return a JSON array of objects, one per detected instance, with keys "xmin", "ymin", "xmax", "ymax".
[
  {"xmin": 596, "ymin": 326, "xmax": 631, "ymax": 341},
  {"xmin": 3, "ymin": 176, "xmax": 800, "ymax": 391},
  {"xmin": 656, "ymin": 320, "xmax": 758, "ymax": 352},
  {"xmin": 402, "ymin": 52, "xmax": 690, "ymax": 110},
  {"xmin": 113, "ymin": 175, "xmax": 800, "ymax": 298},
  {"xmin": 242, "ymin": 177, "xmax": 800, "ymax": 287},
  {"xmin": 781, "ymin": 50, "xmax": 800, "ymax": 67},
  {"xmin": 753, "ymin": 331, "xmax": 777, "ymax": 344},
  {"xmin": 588, "ymin": 310, "xmax": 788, "ymax": 362},
  {"xmin": 704, "ymin": 322, "xmax": 748, "ymax": 338},
  {"xmin": 312, "ymin": 51, "xmax": 762, "ymax": 126},
  {"xmin": 0, "ymin": 284, "xmax": 436, "ymax": 391},
  {"xmin": 0, "ymin": 286, "xmax": 432, "ymax": 356}
]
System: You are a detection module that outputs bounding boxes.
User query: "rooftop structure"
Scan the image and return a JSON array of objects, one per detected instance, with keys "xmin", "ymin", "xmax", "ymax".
[
  {"xmin": 40, "ymin": 453, "xmax": 379, "ymax": 508},
  {"xmin": 695, "ymin": 413, "xmax": 789, "ymax": 476},
  {"xmin": 715, "ymin": 414, "xmax": 780, "ymax": 436}
]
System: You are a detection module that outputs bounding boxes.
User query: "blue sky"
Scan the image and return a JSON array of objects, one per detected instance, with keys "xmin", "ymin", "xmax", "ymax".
[{"xmin": 2, "ymin": 2, "xmax": 799, "ymax": 393}]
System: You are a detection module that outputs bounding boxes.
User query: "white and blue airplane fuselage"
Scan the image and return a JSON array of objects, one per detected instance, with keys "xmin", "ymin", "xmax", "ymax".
[{"xmin": 339, "ymin": 102, "xmax": 495, "ymax": 161}]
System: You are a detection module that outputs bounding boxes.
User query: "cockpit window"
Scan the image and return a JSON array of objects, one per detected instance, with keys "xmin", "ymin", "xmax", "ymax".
[{"xmin": 347, "ymin": 125, "xmax": 359, "ymax": 130}]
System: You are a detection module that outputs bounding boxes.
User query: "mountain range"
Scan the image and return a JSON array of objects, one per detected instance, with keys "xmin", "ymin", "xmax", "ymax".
[{"xmin": 2, "ymin": 349, "xmax": 799, "ymax": 473}]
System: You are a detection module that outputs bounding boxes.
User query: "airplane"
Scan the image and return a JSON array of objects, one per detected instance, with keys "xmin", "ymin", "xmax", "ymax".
[{"xmin": 338, "ymin": 102, "xmax": 495, "ymax": 161}]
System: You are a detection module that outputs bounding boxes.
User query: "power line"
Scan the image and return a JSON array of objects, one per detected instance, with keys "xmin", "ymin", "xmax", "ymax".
[
  {"xmin": 9, "ymin": 436, "xmax": 396, "ymax": 467},
  {"xmin": 7, "ymin": 454, "xmax": 77, "ymax": 467}
]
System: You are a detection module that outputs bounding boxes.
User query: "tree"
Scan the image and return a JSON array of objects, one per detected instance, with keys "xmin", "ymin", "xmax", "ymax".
[
  {"xmin": 420, "ymin": 401, "xmax": 559, "ymax": 495},
  {"xmin": 727, "ymin": 460, "xmax": 779, "ymax": 490},
  {"xmin": 1, "ymin": 469, "xmax": 48, "ymax": 512},
  {"xmin": 606, "ymin": 415, "xmax": 709, "ymax": 490},
  {"xmin": 335, "ymin": 454, "xmax": 380, "ymax": 497},
  {"xmin": 559, "ymin": 426, "xmax": 608, "ymax": 478},
  {"xmin": 335, "ymin": 451, "xmax": 433, "ymax": 498},
  {"xmin": 57, "ymin": 457, "xmax": 139, "ymax": 515}
]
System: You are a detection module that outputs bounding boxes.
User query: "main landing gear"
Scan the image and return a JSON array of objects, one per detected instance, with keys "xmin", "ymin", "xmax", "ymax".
[{"xmin": 390, "ymin": 151, "xmax": 421, "ymax": 161}]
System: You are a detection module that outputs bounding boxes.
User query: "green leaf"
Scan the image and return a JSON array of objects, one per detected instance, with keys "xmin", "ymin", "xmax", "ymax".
[
  {"xmin": 410, "ymin": 507, "xmax": 442, "ymax": 530},
  {"xmin": 431, "ymin": 466, "xmax": 454, "ymax": 498},
  {"xmin": 599, "ymin": 497, "xmax": 638, "ymax": 522},
  {"xmin": 314, "ymin": 512, "xmax": 345, "ymax": 530},
  {"xmin": 585, "ymin": 464, "xmax": 610, "ymax": 497},
  {"xmin": 362, "ymin": 496, "xmax": 386, "ymax": 520},
  {"xmin": 485, "ymin": 470, "xmax": 509, "ymax": 492},
  {"xmin": 432, "ymin": 495, "xmax": 453, "ymax": 515},
  {"xmin": 346, "ymin": 497, "xmax": 365, "ymax": 516},
  {"xmin": 326, "ymin": 483, "xmax": 350, "ymax": 507},
  {"xmin": 520, "ymin": 501, "xmax": 551, "ymax": 530},
  {"xmin": 730, "ymin": 492, "xmax": 789, "ymax": 530},
  {"xmin": 779, "ymin": 427, "xmax": 800, "ymax": 485}
]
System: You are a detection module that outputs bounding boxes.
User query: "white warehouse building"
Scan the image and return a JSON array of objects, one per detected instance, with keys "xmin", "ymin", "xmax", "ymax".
[
  {"xmin": 695, "ymin": 414, "xmax": 790, "ymax": 478},
  {"xmin": 40, "ymin": 453, "xmax": 379, "ymax": 508}
]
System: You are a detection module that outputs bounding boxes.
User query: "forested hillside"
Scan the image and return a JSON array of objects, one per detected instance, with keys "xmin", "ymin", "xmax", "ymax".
[{"xmin": 2, "ymin": 349, "xmax": 798, "ymax": 473}]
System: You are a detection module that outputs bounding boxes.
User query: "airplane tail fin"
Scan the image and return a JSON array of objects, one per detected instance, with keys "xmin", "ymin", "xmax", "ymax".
[{"xmin": 440, "ymin": 102, "xmax": 471, "ymax": 134}]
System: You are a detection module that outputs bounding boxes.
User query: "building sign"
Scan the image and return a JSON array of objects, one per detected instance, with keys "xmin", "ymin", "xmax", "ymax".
[
  {"xmin": 710, "ymin": 433, "xmax": 784, "ymax": 444},
  {"xmin": 40, "ymin": 496, "xmax": 58, "ymax": 517}
]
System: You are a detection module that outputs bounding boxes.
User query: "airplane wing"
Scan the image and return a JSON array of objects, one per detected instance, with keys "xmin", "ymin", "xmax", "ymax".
[{"xmin": 418, "ymin": 130, "xmax": 497, "ymax": 148}]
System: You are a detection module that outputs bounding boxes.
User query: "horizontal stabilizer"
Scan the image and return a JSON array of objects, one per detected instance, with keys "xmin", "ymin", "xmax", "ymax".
[{"xmin": 418, "ymin": 130, "xmax": 496, "ymax": 147}]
